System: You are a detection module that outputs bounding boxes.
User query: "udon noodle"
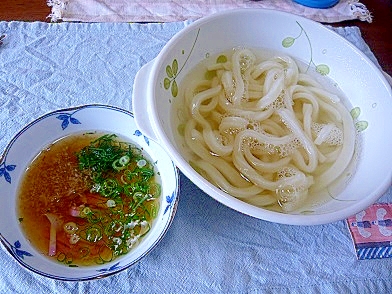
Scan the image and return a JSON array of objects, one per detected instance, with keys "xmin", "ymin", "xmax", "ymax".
[{"xmin": 174, "ymin": 48, "xmax": 356, "ymax": 212}]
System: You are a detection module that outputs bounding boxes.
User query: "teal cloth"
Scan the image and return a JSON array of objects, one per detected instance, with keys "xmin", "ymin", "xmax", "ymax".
[{"xmin": 0, "ymin": 21, "xmax": 391, "ymax": 293}]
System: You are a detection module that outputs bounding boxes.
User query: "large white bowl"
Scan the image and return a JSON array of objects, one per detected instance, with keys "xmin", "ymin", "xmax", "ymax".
[
  {"xmin": 0, "ymin": 105, "xmax": 179, "ymax": 280},
  {"xmin": 133, "ymin": 9, "xmax": 392, "ymax": 225}
]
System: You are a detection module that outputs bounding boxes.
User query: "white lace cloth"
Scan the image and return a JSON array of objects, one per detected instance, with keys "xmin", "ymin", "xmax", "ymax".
[{"xmin": 47, "ymin": 0, "xmax": 372, "ymax": 23}]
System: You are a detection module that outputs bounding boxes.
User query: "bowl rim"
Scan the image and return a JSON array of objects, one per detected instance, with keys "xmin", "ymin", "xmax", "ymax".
[
  {"xmin": 145, "ymin": 8, "xmax": 392, "ymax": 225},
  {"xmin": 0, "ymin": 104, "xmax": 180, "ymax": 281}
]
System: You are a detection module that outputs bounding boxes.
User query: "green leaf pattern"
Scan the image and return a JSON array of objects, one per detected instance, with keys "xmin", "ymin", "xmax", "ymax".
[
  {"xmin": 164, "ymin": 60, "xmax": 179, "ymax": 97},
  {"xmin": 282, "ymin": 37, "xmax": 295, "ymax": 48},
  {"xmin": 355, "ymin": 121, "xmax": 368, "ymax": 132},
  {"xmin": 350, "ymin": 106, "xmax": 368, "ymax": 132},
  {"xmin": 315, "ymin": 64, "xmax": 330, "ymax": 75},
  {"xmin": 282, "ymin": 21, "xmax": 330, "ymax": 76},
  {"xmin": 350, "ymin": 107, "xmax": 361, "ymax": 120},
  {"xmin": 163, "ymin": 29, "xmax": 200, "ymax": 98}
]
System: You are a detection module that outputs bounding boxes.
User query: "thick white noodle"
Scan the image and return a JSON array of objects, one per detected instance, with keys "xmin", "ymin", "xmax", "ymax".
[
  {"xmin": 311, "ymin": 102, "xmax": 356, "ymax": 191},
  {"xmin": 180, "ymin": 48, "xmax": 356, "ymax": 212},
  {"xmin": 276, "ymin": 108, "xmax": 318, "ymax": 173}
]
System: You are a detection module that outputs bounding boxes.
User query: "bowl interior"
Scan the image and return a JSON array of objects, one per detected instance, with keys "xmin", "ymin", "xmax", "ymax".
[
  {"xmin": 0, "ymin": 105, "xmax": 179, "ymax": 280},
  {"xmin": 149, "ymin": 9, "xmax": 392, "ymax": 224}
]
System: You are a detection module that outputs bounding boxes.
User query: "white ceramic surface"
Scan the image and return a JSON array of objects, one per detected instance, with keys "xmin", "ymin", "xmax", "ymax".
[
  {"xmin": 0, "ymin": 104, "xmax": 179, "ymax": 281},
  {"xmin": 133, "ymin": 9, "xmax": 392, "ymax": 225}
]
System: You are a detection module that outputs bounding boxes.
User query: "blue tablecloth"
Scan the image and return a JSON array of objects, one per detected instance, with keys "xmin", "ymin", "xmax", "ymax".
[{"xmin": 0, "ymin": 21, "xmax": 391, "ymax": 293}]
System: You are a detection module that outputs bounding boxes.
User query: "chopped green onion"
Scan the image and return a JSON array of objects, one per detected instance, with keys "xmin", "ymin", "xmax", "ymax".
[
  {"xmin": 70, "ymin": 133, "xmax": 162, "ymax": 264},
  {"xmin": 132, "ymin": 194, "xmax": 150, "ymax": 212},
  {"xmin": 57, "ymin": 252, "xmax": 66, "ymax": 262},
  {"xmin": 106, "ymin": 199, "xmax": 116, "ymax": 208},
  {"xmin": 149, "ymin": 202, "xmax": 159, "ymax": 218},
  {"xmin": 112, "ymin": 155, "xmax": 130, "ymax": 171},
  {"xmin": 133, "ymin": 191, "xmax": 144, "ymax": 200},
  {"xmin": 86, "ymin": 210, "xmax": 102, "ymax": 224},
  {"xmin": 137, "ymin": 159, "xmax": 146, "ymax": 167},
  {"xmin": 81, "ymin": 207, "xmax": 92, "ymax": 217},
  {"xmin": 119, "ymin": 155, "xmax": 130, "ymax": 165},
  {"xmin": 149, "ymin": 182, "xmax": 161, "ymax": 198},
  {"xmin": 82, "ymin": 225, "xmax": 103, "ymax": 243},
  {"xmin": 112, "ymin": 159, "xmax": 126, "ymax": 171},
  {"xmin": 100, "ymin": 179, "xmax": 120, "ymax": 197}
]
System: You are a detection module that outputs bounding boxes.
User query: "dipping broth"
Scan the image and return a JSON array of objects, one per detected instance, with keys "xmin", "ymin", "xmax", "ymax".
[
  {"xmin": 172, "ymin": 48, "xmax": 359, "ymax": 213},
  {"xmin": 17, "ymin": 132, "xmax": 161, "ymax": 266}
]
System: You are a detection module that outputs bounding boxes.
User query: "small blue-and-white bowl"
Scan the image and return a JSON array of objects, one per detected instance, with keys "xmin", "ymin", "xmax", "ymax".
[{"xmin": 0, "ymin": 104, "xmax": 179, "ymax": 281}]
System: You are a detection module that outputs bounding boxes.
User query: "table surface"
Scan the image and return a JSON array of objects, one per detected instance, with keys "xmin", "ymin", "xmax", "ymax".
[
  {"xmin": 0, "ymin": 2, "xmax": 391, "ymax": 292},
  {"xmin": 0, "ymin": 0, "xmax": 391, "ymax": 77}
]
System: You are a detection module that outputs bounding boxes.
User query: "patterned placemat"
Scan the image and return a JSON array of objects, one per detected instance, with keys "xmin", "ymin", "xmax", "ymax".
[
  {"xmin": 347, "ymin": 203, "xmax": 392, "ymax": 259},
  {"xmin": 47, "ymin": 0, "xmax": 372, "ymax": 23}
]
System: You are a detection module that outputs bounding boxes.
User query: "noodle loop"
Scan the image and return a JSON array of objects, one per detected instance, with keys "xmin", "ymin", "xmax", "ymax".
[{"xmin": 177, "ymin": 48, "xmax": 356, "ymax": 212}]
